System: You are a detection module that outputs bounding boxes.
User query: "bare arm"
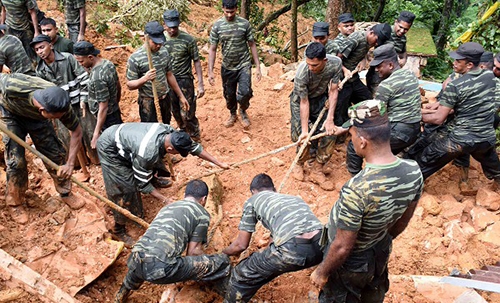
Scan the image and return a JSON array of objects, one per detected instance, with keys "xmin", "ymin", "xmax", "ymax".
[
  {"xmin": 197, "ymin": 149, "xmax": 229, "ymax": 169},
  {"xmin": 78, "ymin": 6, "xmax": 86, "ymax": 41},
  {"xmin": 208, "ymin": 44, "xmax": 217, "ymax": 86},
  {"xmin": 398, "ymin": 52, "xmax": 408, "ymax": 67},
  {"xmin": 0, "ymin": 6, "xmax": 5, "ymax": 24},
  {"xmin": 298, "ymin": 97, "xmax": 310, "ymax": 141},
  {"xmin": 58, "ymin": 124, "xmax": 83, "ymax": 179},
  {"xmin": 116, "ymin": 81, "xmax": 122, "ymax": 103},
  {"xmin": 126, "ymin": 69, "xmax": 156, "ymax": 90},
  {"xmin": 222, "ymin": 230, "xmax": 252, "ymax": 256},
  {"xmin": 421, "ymin": 104, "xmax": 451, "ymax": 125},
  {"xmin": 29, "ymin": 8, "xmax": 39, "ymax": 36},
  {"xmin": 248, "ymin": 40, "xmax": 261, "ymax": 82},
  {"xmin": 193, "ymin": 59, "xmax": 205, "ymax": 98},
  {"xmin": 91, "ymin": 102, "xmax": 108, "ymax": 149},
  {"xmin": 166, "ymin": 70, "xmax": 189, "ymax": 111},
  {"xmin": 187, "ymin": 241, "xmax": 204, "ymax": 256},
  {"xmin": 149, "ymin": 188, "xmax": 172, "ymax": 204},
  {"xmin": 389, "ymin": 200, "xmax": 419, "ymax": 239},
  {"xmin": 322, "ymin": 82, "xmax": 339, "ymax": 135}
]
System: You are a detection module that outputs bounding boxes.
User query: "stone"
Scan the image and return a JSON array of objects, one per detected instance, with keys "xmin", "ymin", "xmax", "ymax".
[
  {"xmin": 425, "ymin": 215, "xmax": 443, "ymax": 227},
  {"xmin": 475, "ymin": 187, "xmax": 500, "ymax": 210},
  {"xmin": 273, "ymin": 83, "xmax": 285, "ymax": 91},
  {"xmin": 412, "ymin": 275, "xmax": 473, "ymax": 303},
  {"xmin": 455, "ymin": 289, "xmax": 488, "ymax": 303},
  {"xmin": 270, "ymin": 157, "xmax": 285, "ymax": 167},
  {"xmin": 268, "ymin": 62, "xmax": 284, "ymax": 78},
  {"xmin": 470, "ymin": 206, "xmax": 499, "ymax": 231},
  {"xmin": 420, "ymin": 194, "xmax": 442, "ymax": 216},
  {"xmin": 241, "ymin": 135, "xmax": 251, "ymax": 144},
  {"xmin": 259, "ymin": 63, "xmax": 268, "ymax": 78},
  {"xmin": 478, "ymin": 221, "xmax": 500, "ymax": 247},
  {"xmin": 280, "ymin": 70, "xmax": 296, "ymax": 82},
  {"xmin": 440, "ymin": 194, "xmax": 465, "ymax": 221}
]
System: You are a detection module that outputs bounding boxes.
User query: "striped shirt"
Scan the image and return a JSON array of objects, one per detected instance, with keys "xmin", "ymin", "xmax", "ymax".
[
  {"xmin": 133, "ymin": 200, "xmax": 210, "ymax": 262},
  {"xmin": 0, "ymin": 34, "xmax": 33, "ymax": 74},
  {"xmin": 390, "ymin": 26, "xmax": 407, "ymax": 54},
  {"xmin": 328, "ymin": 158, "xmax": 423, "ymax": 252},
  {"xmin": 238, "ymin": 191, "xmax": 322, "ymax": 247},
  {"xmin": 88, "ymin": 59, "xmax": 119, "ymax": 116},
  {"xmin": 64, "ymin": 0, "xmax": 85, "ymax": 25},
  {"xmin": 209, "ymin": 16, "xmax": 254, "ymax": 71},
  {"xmin": 340, "ymin": 30, "xmax": 370, "ymax": 71},
  {"xmin": 0, "ymin": 0, "xmax": 36, "ymax": 31},
  {"xmin": 164, "ymin": 31, "xmax": 199, "ymax": 77},
  {"xmin": 293, "ymin": 54, "xmax": 342, "ymax": 99}
]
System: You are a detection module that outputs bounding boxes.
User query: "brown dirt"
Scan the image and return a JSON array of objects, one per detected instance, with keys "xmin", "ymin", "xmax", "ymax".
[{"xmin": 1, "ymin": 1, "xmax": 500, "ymax": 303}]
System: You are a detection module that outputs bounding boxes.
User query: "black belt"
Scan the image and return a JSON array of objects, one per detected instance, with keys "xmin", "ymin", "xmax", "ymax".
[{"xmin": 293, "ymin": 232, "xmax": 321, "ymax": 244}]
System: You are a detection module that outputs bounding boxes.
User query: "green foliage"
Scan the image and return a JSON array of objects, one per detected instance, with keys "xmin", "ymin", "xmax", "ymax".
[
  {"xmin": 299, "ymin": 0, "xmax": 327, "ymax": 21},
  {"xmin": 422, "ymin": 50, "xmax": 453, "ymax": 82},
  {"xmin": 87, "ymin": 0, "xmax": 117, "ymax": 35},
  {"xmin": 379, "ymin": 0, "xmax": 442, "ymax": 30}
]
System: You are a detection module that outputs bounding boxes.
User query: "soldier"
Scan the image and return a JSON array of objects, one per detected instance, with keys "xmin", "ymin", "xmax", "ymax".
[
  {"xmin": 494, "ymin": 52, "xmax": 500, "ymax": 78},
  {"xmin": 311, "ymin": 22, "xmax": 336, "ymax": 55},
  {"xmin": 0, "ymin": 74, "xmax": 82, "ymax": 224},
  {"xmin": 0, "ymin": 24, "xmax": 34, "ymax": 75},
  {"xmin": 126, "ymin": 21, "xmax": 189, "ymax": 124},
  {"xmin": 96, "ymin": 123, "xmax": 229, "ymax": 246},
  {"xmin": 64, "ymin": 0, "xmax": 86, "ymax": 42},
  {"xmin": 345, "ymin": 44, "xmax": 421, "ymax": 175},
  {"xmin": 330, "ymin": 13, "xmax": 356, "ymax": 55},
  {"xmin": 391, "ymin": 11, "xmax": 416, "ymax": 67},
  {"xmin": 0, "ymin": 0, "xmax": 40, "ymax": 60},
  {"xmin": 478, "ymin": 51, "xmax": 494, "ymax": 70},
  {"xmin": 223, "ymin": 173, "xmax": 323, "ymax": 303},
  {"xmin": 40, "ymin": 18, "xmax": 73, "ymax": 53},
  {"xmin": 311, "ymin": 99, "xmax": 423, "ymax": 303},
  {"xmin": 114, "ymin": 179, "xmax": 231, "ymax": 303},
  {"xmin": 208, "ymin": 0, "xmax": 261, "ymax": 129},
  {"xmin": 73, "ymin": 41, "xmax": 122, "ymax": 148},
  {"xmin": 163, "ymin": 9, "xmax": 204, "ymax": 142},
  {"xmin": 408, "ymin": 42, "xmax": 500, "ymax": 183},
  {"xmin": 290, "ymin": 42, "xmax": 341, "ymax": 190},
  {"xmin": 335, "ymin": 23, "xmax": 391, "ymax": 126}
]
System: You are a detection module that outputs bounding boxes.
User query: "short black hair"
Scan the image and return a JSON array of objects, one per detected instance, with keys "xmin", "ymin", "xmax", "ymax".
[
  {"xmin": 480, "ymin": 61, "xmax": 494, "ymax": 70},
  {"xmin": 39, "ymin": 18, "xmax": 56, "ymax": 27},
  {"xmin": 250, "ymin": 173, "xmax": 276, "ymax": 192},
  {"xmin": 305, "ymin": 42, "xmax": 326, "ymax": 60},
  {"xmin": 355, "ymin": 121, "xmax": 391, "ymax": 145},
  {"xmin": 222, "ymin": 0, "xmax": 237, "ymax": 9},
  {"xmin": 496, "ymin": 52, "xmax": 500, "ymax": 62},
  {"xmin": 185, "ymin": 179, "xmax": 209, "ymax": 199}
]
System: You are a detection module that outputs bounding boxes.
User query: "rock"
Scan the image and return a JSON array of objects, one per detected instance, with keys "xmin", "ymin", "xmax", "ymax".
[
  {"xmin": 270, "ymin": 157, "xmax": 285, "ymax": 167},
  {"xmin": 478, "ymin": 221, "xmax": 500, "ymax": 247},
  {"xmin": 413, "ymin": 206, "xmax": 424, "ymax": 219},
  {"xmin": 424, "ymin": 215, "xmax": 443, "ymax": 227},
  {"xmin": 45, "ymin": 196, "xmax": 65, "ymax": 214},
  {"xmin": 475, "ymin": 187, "xmax": 500, "ymax": 210},
  {"xmin": 440, "ymin": 194, "xmax": 465, "ymax": 221},
  {"xmin": 52, "ymin": 206, "xmax": 71, "ymax": 225},
  {"xmin": 455, "ymin": 289, "xmax": 488, "ymax": 303},
  {"xmin": 470, "ymin": 207, "xmax": 499, "ymax": 231},
  {"xmin": 273, "ymin": 83, "xmax": 285, "ymax": 91},
  {"xmin": 488, "ymin": 202, "xmax": 500, "ymax": 211},
  {"xmin": 241, "ymin": 135, "xmax": 251, "ymax": 144},
  {"xmin": 268, "ymin": 63, "xmax": 284, "ymax": 78},
  {"xmin": 461, "ymin": 197, "xmax": 475, "ymax": 213},
  {"xmin": 412, "ymin": 275, "xmax": 475, "ymax": 303},
  {"xmin": 280, "ymin": 70, "xmax": 295, "ymax": 82},
  {"xmin": 420, "ymin": 194, "xmax": 442, "ymax": 216},
  {"xmin": 259, "ymin": 63, "xmax": 268, "ymax": 78},
  {"xmin": 175, "ymin": 284, "xmax": 217, "ymax": 303},
  {"xmin": 443, "ymin": 220, "xmax": 475, "ymax": 253}
]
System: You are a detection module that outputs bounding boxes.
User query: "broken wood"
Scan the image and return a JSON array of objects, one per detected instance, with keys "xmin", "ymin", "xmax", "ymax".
[
  {"xmin": 104, "ymin": 45, "xmax": 127, "ymax": 50},
  {"xmin": 0, "ymin": 249, "xmax": 82, "ymax": 303}
]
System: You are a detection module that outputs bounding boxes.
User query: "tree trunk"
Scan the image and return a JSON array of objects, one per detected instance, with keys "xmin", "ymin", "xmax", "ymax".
[
  {"xmin": 241, "ymin": 0, "xmax": 251, "ymax": 20},
  {"xmin": 373, "ymin": 0, "xmax": 386, "ymax": 21},
  {"xmin": 291, "ymin": 0, "xmax": 298, "ymax": 62},
  {"xmin": 435, "ymin": 0, "xmax": 454, "ymax": 50},
  {"xmin": 256, "ymin": 0, "xmax": 313, "ymax": 32},
  {"xmin": 325, "ymin": 0, "xmax": 346, "ymax": 38}
]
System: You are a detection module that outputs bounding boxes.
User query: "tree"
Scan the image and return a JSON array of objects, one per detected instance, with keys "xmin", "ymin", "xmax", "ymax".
[
  {"xmin": 241, "ymin": 0, "xmax": 251, "ymax": 20},
  {"xmin": 325, "ymin": 0, "xmax": 345, "ymax": 37},
  {"xmin": 436, "ymin": 0, "xmax": 454, "ymax": 50},
  {"xmin": 291, "ymin": 0, "xmax": 298, "ymax": 61},
  {"xmin": 256, "ymin": 0, "xmax": 313, "ymax": 32}
]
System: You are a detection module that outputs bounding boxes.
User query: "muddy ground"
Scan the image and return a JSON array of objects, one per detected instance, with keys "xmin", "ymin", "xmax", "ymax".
[{"xmin": 1, "ymin": 1, "xmax": 500, "ymax": 303}]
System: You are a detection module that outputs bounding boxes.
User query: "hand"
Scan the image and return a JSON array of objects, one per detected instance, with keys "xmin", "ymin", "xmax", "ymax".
[
  {"xmin": 219, "ymin": 162, "xmax": 230, "ymax": 169},
  {"xmin": 255, "ymin": 69, "xmax": 262, "ymax": 82},
  {"xmin": 344, "ymin": 69, "xmax": 352, "ymax": 80},
  {"xmin": 57, "ymin": 164, "xmax": 74, "ymax": 179},
  {"xmin": 208, "ymin": 73, "xmax": 215, "ymax": 86},
  {"xmin": 77, "ymin": 33, "xmax": 85, "ymax": 42},
  {"xmin": 297, "ymin": 132, "xmax": 308, "ymax": 143},
  {"xmin": 180, "ymin": 96, "xmax": 190, "ymax": 112},
  {"xmin": 310, "ymin": 268, "xmax": 328, "ymax": 290},
  {"xmin": 321, "ymin": 120, "xmax": 335, "ymax": 135},
  {"xmin": 423, "ymin": 102, "xmax": 439, "ymax": 110},
  {"xmin": 145, "ymin": 69, "xmax": 157, "ymax": 81},
  {"xmin": 421, "ymin": 108, "xmax": 437, "ymax": 115},
  {"xmin": 91, "ymin": 133, "xmax": 99, "ymax": 149},
  {"xmin": 197, "ymin": 84, "xmax": 205, "ymax": 98},
  {"xmin": 162, "ymin": 198, "xmax": 173, "ymax": 205}
]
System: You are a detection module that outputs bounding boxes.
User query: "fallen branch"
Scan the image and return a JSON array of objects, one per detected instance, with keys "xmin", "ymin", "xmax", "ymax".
[
  {"xmin": 104, "ymin": 45, "xmax": 128, "ymax": 50},
  {"xmin": 256, "ymin": 0, "xmax": 314, "ymax": 32}
]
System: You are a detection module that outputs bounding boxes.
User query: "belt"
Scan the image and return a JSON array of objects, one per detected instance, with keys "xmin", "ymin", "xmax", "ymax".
[{"xmin": 293, "ymin": 232, "xmax": 321, "ymax": 244}]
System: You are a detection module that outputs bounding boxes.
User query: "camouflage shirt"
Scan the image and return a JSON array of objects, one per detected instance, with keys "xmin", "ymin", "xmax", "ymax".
[
  {"xmin": 209, "ymin": 16, "xmax": 254, "ymax": 71},
  {"xmin": 88, "ymin": 59, "xmax": 120, "ymax": 116},
  {"xmin": 327, "ymin": 158, "xmax": 423, "ymax": 252},
  {"xmin": 126, "ymin": 45, "xmax": 172, "ymax": 98},
  {"xmin": 375, "ymin": 68, "xmax": 421, "ymax": 123},
  {"xmin": 52, "ymin": 35, "xmax": 74, "ymax": 54},
  {"xmin": 390, "ymin": 26, "xmax": 407, "ymax": 54},
  {"xmin": 0, "ymin": 34, "xmax": 33, "ymax": 74},
  {"xmin": 64, "ymin": 0, "xmax": 85, "ymax": 25},
  {"xmin": 330, "ymin": 33, "xmax": 348, "ymax": 56},
  {"xmin": 133, "ymin": 200, "xmax": 210, "ymax": 262},
  {"xmin": 0, "ymin": 73, "xmax": 79, "ymax": 131},
  {"xmin": 238, "ymin": 191, "xmax": 322, "ymax": 247},
  {"xmin": 440, "ymin": 68, "xmax": 498, "ymax": 145},
  {"xmin": 293, "ymin": 54, "xmax": 342, "ymax": 100},
  {"xmin": 339, "ymin": 30, "xmax": 370, "ymax": 71},
  {"xmin": 108, "ymin": 123, "xmax": 202, "ymax": 194},
  {"xmin": 164, "ymin": 31, "xmax": 199, "ymax": 77},
  {"xmin": 35, "ymin": 51, "xmax": 88, "ymax": 105},
  {"xmin": 0, "ymin": 0, "xmax": 36, "ymax": 31}
]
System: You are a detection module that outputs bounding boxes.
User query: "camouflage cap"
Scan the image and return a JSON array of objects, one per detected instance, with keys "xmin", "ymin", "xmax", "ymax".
[
  {"xmin": 163, "ymin": 9, "xmax": 180, "ymax": 27},
  {"xmin": 371, "ymin": 23, "xmax": 392, "ymax": 46},
  {"xmin": 338, "ymin": 13, "xmax": 355, "ymax": 23},
  {"xmin": 342, "ymin": 99, "xmax": 389, "ymax": 129},
  {"xmin": 30, "ymin": 34, "xmax": 51, "ymax": 47},
  {"xmin": 170, "ymin": 131, "xmax": 193, "ymax": 157},
  {"xmin": 312, "ymin": 22, "xmax": 329, "ymax": 37},
  {"xmin": 480, "ymin": 51, "xmax": 493, "ymax": 63},
  {"xmin": 449, "ymin": 42, "xmax": 484, "ymax": 62},
  {"xmin": 33, "ymin": 86, "xmax": 70, "ymax": 113}
]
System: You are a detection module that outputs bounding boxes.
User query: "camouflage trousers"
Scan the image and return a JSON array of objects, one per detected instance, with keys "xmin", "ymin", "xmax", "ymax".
[
  {"xmin": 407, "ymin": 128, "xmax": 500, "ymax": 180},
  {"xmin": 224, "ymin": 234, "xmax": 323, "ymax": 303},
  {"xmin": 66, "ymin": 23, "xmax": 81, "ymax": 43},
  {"xmin": 123, "ymin": 251, "xmax": 231, "ymax": 290},
  {"xmin": 169, "ymin": 76, "xmax": 200, "ymax": 138},
  {"xmin": 347, "ymin": 122, "xmax": 421, "ymax": 175},
  {"xmin": 138, "ymin": 94, "xmax": 171, "ymax": 124},
  {"xmin": 335, "ymin": 77, "xmax": 372, "ymax": 126},
  {"xmin": 7, "ymin": 27, "xmax": 36, "ymax": 63},
  {"xmin": 221, "ymin": 66, "xmax": 252, "ymax": 114},
  {"xmin": 319, "ymin": 234, "xmax": 392, "ymax": 303},
  {"xmin": 290, "ymin": 93, "xmax": 336, "ymax": 164},
  {"xmin": 1, "ymin": 105, "xmax": 71, "ymax": 206}
]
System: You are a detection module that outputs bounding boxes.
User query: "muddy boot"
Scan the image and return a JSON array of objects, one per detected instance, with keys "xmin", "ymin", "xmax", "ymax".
[
  {"xmin": 60, "ymin": 193, "xmax": 86, "ymax": 210},
  {"xmin": 458, "ymin": 167, "xmax": 476, "ymax": 196},
  {"xmin": 114, "ymin": 284, "xmax": 131, "ymax": 303},
  {"xmin": 224, "ymin": 113, "xmax": 237, "ymax": 128},
  {"xmin": 239, "ymin": 109, "xmax": 251, "ymax": 130},
  {"xmin": 9, "ymin": 205, "xmax": 28, "ymax": 224},
  {"xmin": 152, "ymin": 176, "xmax": 173, "ymax": 188},
  {"xmin": 113, "ymin": 224, "xmax": 135, "ymax": 248}
]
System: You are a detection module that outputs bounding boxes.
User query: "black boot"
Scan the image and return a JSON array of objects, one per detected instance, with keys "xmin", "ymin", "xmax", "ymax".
[
  {"xmin": 113, "ymin": 224, "xmax": 135, "ymax": 248},
  {"xmin": 114, "ymin": 284, "xmax": 131, "ymax": 303}
]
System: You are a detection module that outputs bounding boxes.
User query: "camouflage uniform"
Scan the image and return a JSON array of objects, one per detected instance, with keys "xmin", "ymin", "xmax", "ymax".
[
  {"xmin": 64, "ymin": 0, "xmax": 85, "ymax": 43},
  {"xmin": 0, "ymin": 0, "xmax": 37, "ymax": 60},
  {"xmin": 390, "ymin": 26, "xmax": 406, "ymax": 55},
  {"xmin": 329, "ymin": 33, "xmax": 348, "ymax": 56},
  {"xmin": 225, "ymin": 191, "xmax": 323, "ymax": 303},
  {"xmin": 347, "ymin": 68, "xmax": 422, "ymax": 174},
  {"xmin": 209, "ymin": 16, "xmax": 254, "ymax": 115},
  {"xmin": 87, "ymin": 58, "xmax": 122, "ymax": 129},
  {"xmin": 0, "ymin": 73, "xmax": 79, "ymax": 207},
  {"xmin": 319, "ymin": 158, "xmax": 423, "ymax": 303},
  {"xmin": 122, "ymin": 200, "xmax": 230, "ymax": 290},
  {"xmin": 52, "ymin": 35, "xmax": 74, "ymax": 54},
  {"xmin": 0, "ymin": 34, "xmax": 34, "ymax": 75},
  {"xmin": 336, "ymin": 31, "xmax": 373, "ymax": 125},
  {"xmin": 409, "ymin": 69, "xmax": 500, "ymax": 180},
  {"xmin": 164, "ymin": 30, "xmax": 200, "ymax": 138},
  {"xmin": 97, "ymin": 123, "xmax": 202, "ymax": 224},
  {"xmin": 290, "ymin": 55, "xmax": 342, "ymax": 164},
  {"xmin": 126, "ymin": 46, "xmax": 172, "ymax": 123}
]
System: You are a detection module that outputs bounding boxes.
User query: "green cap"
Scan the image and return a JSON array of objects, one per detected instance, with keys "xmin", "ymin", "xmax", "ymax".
[{"xmin": 342, "ymin": 99, "xmax": 388, "ymax": 129}]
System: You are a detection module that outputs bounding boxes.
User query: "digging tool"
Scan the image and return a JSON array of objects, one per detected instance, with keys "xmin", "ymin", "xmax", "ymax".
[
  {"xmin": 144, "ymin": 34, "xmax": 176, "ymax": 181},
  {"xmin": 0, "ymin": 121, "xmax": 150, "ymax": 229}
]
